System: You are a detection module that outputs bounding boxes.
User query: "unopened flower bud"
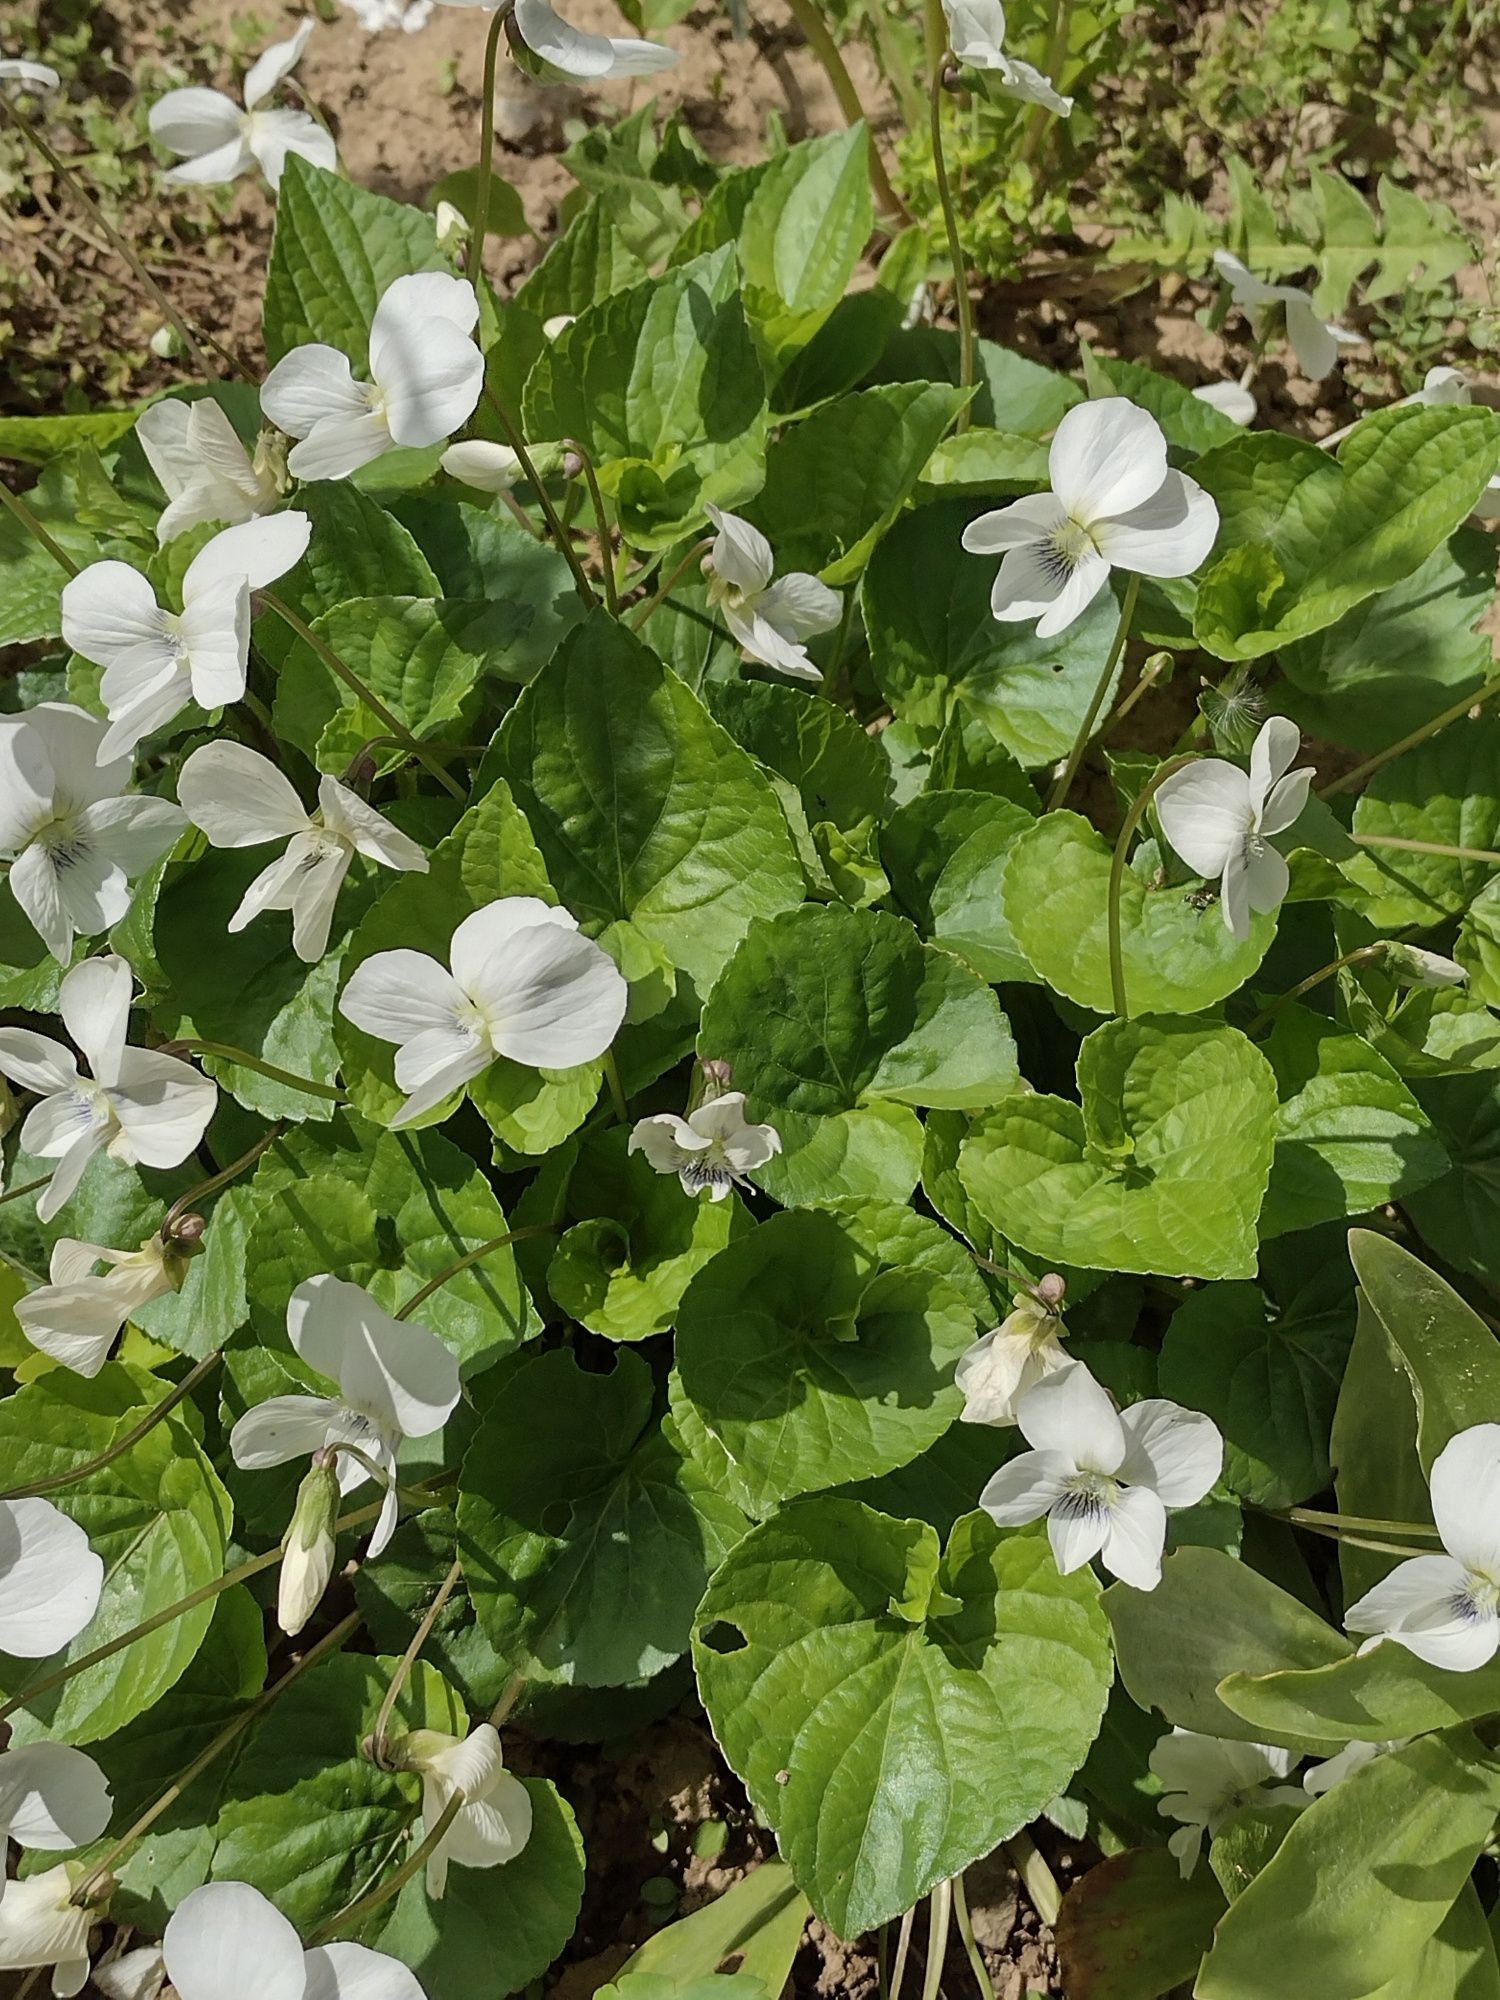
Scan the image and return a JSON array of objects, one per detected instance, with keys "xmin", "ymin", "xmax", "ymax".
[
  {"xmin": 163, "ymin": 1209, "xmax": 206, "ymax": 1249},
  {"xmin": 1033, "ymin": 1272, "xmax": 1067, "ymax": 1309},
  {"xmin": 941, "ymin": 58, "xmax": 964, "ymax": 90},
  {"xmin": 434, "ymin": 199, "xmax": 469, "ymax": 255},
  {"xmin": 1385, "ymin": 942, "xmax": 1469, "ymax": 990},
  {"xmin": 277, "ymin": 1458, "xmax": 341, "ymax": 1636},
  {"xmin": 562, "ymin": 447, "xmax": 585, "ymax": 481},
  {"xmin": 149, "ymin": 323, "xmax": 185, "ymax": 360}
]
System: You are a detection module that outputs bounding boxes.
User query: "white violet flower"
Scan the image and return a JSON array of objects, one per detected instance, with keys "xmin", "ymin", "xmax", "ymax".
[
  {"xmin": 0, "ymin": 701, "xmax": 185, "ymax": 964},
  {"xmin": 229, "ymin": 1274, "xmax": 461, "ymax": 1558},
  {"xmin": 1150, "ymin": 1729, "xmax": 1302, "ymax": 1878},
  {"xmin": 978, "ymin": 1361, "xmax": 1222, "ymax": 1591},
  {"xmin": 940, "ymin": 0, "xmax": 1072, "ymax": 113},
  {"xmin": 1344, "ymin": 1423, "xmax": 1500, "ymax": 1672},
  {"xmin": 441, "ymin": 440, "xmax": 524, "ymax": 492},
  {"xmin": 628, "ymin": 1091, "xmax": 782, "ymax": 1200},
  {"xmin": 1155, "ymin": 715, "xmax": 1314, "ymax": 941},
  {"xmin": 177, "ymin": 741, "xmax": 428, "ymax": 962},
  {"xmin": 91, "ymin": 1948, "xmax": 167, "ymax": 2000},
  {"xmin": 61, "ymin": 512, "xmax": 312, "ymax": 764},
  {"xmin": 1301, "ymin": 1738, "xmax": 1408, "ymax": 1797},
  {"xmin": 0, "ymin": 955, "xmax": 217, "ymax": 1224},
  {"xmin": 148, "ymin": 21, "xmax": 336, "ymax": 191},
  {"xmin": 1411, "ymin": 366, "xmax": 1500, "ymax": 517},
  {"xmin": 163, "ymin": 1880, "xmax": 424, "ymax": 2000},
  {"xmin": 402, "ymin": 1724, "xmax": 533, "ymax": 1898},
  {"xmin": 955, "ymin": 1278, "xmax": 1070, "ymax": 1427},
  {"xmin": 961, "ymin": 397, "xmax": 1219, "ymax": 639},
  {"xmin": 704, "ymin": 506, "xmax": 843, "ymax": 682},
  {"xmin": 135, "ymin": 398, "xmax": 284, "ymax": 544},
  {"xmin": 0, "ymin": 1862, "xmax": 99, "ymax": 1997},
  {"xmin": 0, "ymin": 59, "xmax": 59, "ymax": 90},
  {"xmin": 16, "ymin": 1232, "xmax": 189, "ymax": 1378},
  {"xmin": 1212, "ymin": 250, "xmax": 1361, "ymax": 381},
  {"xmin": 261, "ymin": 272, "xmax": 485, "ymax": 482},
  {"xmin": 0, "ymin": 1742, "xmax": 113, "ymax": 1896},
  {"xmin": 0, "ymin": 1497, "xmax": 104, "ymax": 1657},
  {"xmin": 340, "ymin": 895, "xmax": 629, "ymax": 1127}
]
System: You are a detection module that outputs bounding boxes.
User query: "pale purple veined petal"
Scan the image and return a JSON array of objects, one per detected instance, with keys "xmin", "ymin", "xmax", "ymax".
[
  {"xmin": 1345, "ymin": 1552, "xmax": 1500, "ymax": 1673},
  {"xmin": 960, "ymin": 491, "xmax": 1070, "ymax": 554},
  {"xmin": 7, "ymin": 845, "xmax": 75, "ymax": 965},
  {"xmin": 260, "ymin": 346, "xmax": 367, "ymax": 440},
  {"xmin": 245, "ymin": 106, "xmax": 338, "ymax": 190},
  {"xmin": 178, "ymin": 740, "xmax": 311, "ymax": 845},
  {"xmin": 21, "ymin": 1089, "xmax": 105, "ymax": 1165},
  {"xmin": 1048, "ymin": 398, "xmax": 1170, "ymax": 526},
  {"xmin": 242, "ymin": 19, "xmax": 315, "ymax": 108},
  {"xmin": 1116, "ymin": 1400, "xmax": 1223, "ymax": 1508},
  {"xmin": 978, "ymin": 1448, "xmax": 1072, "ymax": 1527},
  {"xmin": 162, "ymin": 1881, "xmax": 307, "ymax": 2000},
  {"xmin": 1015, "ymin": 1360, "xmax": 1125, "ymax": 1472},
  {"xmin": 0, "ymin": 1497, "xmax": 104, "ymax": 1658},
  {"xmin": 1429, "ymin": 1425, "xmax": 1500, "ymax": 1578},
  {"xmin": 1035, "ymin": 551, "xmax": 1113, "ymax": 639},
  {"xmin": 1090, "ymin": 469, "xmax": 1220, "ymax": 579},
  {"xmin": 1047, "ymin": 1488, "xmax": 1115, "ymax": 1575}
]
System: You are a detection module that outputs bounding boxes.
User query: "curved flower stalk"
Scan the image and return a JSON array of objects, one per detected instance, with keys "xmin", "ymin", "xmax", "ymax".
[
  {"xmin": 0, "ymin": 956, "xmax": 217, "ymax": 1223},
  {"xmin": 0, "ymin": 58, "xmax": 59, "ymax": 90},
  {"xmin": 0, "ymin": 1861, "xmax": 101, "ymax": 1996},
  {"xmin": 1155, "ymin": 715, "xmax": 1315, "ymax": 940},
  {"xmin": 400, "ymin": 1724, "xmax": 533, "ymax": 1897},
  {"xmin": 163, "ymin": 1880, "xmax": 425, "ymax": 2000},
  {"xmin": 339, "ymin": 895, "xmax": 629, "ymax": 1127},
  {"xmin": 1345, "ymin": 1423, "xmax": 1500, "ymax": 1671},
  {"xmin": 0, "ymin": 1742, "xmax": 113, "ymax": 1897},
  {"xmin": 15, "ymin": 1232, "xmax": 190, "ymax": 1377},
  {"xmin": 704, "ymin": 507, "xmax": 842, "ymax": 681},
  {"xmin": 940, "ymin": 0, "xmax": 1072, "ymax": 112},
  {"xmin": 629, "ymin": 1090, "xmax": 782, "ymax": 1199},
  {"xmin": 1212, "ymin": 250, "xmax": 1361, "ymax": 381},
  {"xmin": 135, "ymin": 399, "xmax": 285, "ymax": 544},
  {"xmin": 229, "ymin": 1274, "xmax": 461, "ymax": 1558},
  {"xmin": 60, "ymin": 513, "xmax": 312, "ymax": 764},
  {"xmin": 148, "ymin": 21, "xmax": 336, "ymax": 191},
  {"xmin": 177, "ymin": 741, "xmax": 428, "ymax": 962},
  {"xmin": 0, "ymin": 702, "xmax": 184, "ymax": 964},
  {"xmin": 1150, "ymin": 1730, "xmax": 1302, "ymax": 1878},
  {"xmin": 0, "ymin": 1497, "xmax": 104, "ymax": 1657},
  {"xmin": 979, "ymin": 1361, "xmax": 1223, "ymax": 1590},
  {"xmin": 961, "ymin": 398, "xmax": 1219, "ymax": 638},
  {"xmin": 261, "ymin": 273, "xmax": 485, "ymax": 481},
  {"xmin": 955, "ymin": 1275, "xmax": 1070, "ymax": 1427}
]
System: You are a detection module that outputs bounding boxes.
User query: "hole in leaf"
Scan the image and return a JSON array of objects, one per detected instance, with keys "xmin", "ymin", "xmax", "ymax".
[{"xmin": 699, "ymin": 1619, "xmax": 748, "ymax": 1655}]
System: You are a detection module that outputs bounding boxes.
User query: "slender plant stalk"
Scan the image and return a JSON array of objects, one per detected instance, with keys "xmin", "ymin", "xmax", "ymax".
[
  {"xmin": 628, "ymin": 538, "xmax": 712, "ymax": 630},
  {"xmin": 0, "ymin": 1353, "xmax": 222, "ymax": 1503},
  {"xmin": 482, "ymin": 391, "xmax": 596, "ymax": 608},
  {"xmin": 309, "ymin": 1791, "xmax": 465, "ymax": 1942},
  {"xmin": 372, "ymin": 1557, "xmax": 465, "ymax": 1758},
  {"xmin": 1106, "ymin": 754, "xmax": 1194, "ymax": 1017},
  {"xmin": 0, "ymin": 1173, "xmax": 52, "ymax": 1210},
  {"xmin": 394, "ymin": 1224, "xmax": 560, "ymax": 1321},
  {"xmin": 889, "ymin": 1907, "xmax": 917, "ymax": 2000},
  {"xmin": 1048, "ymin": 573, "xmax": 1143, "ymax": 811},
  {"xmin": 169, "ymin": 1037, "xmax": 347, "ymax": 1102},
  {"xmin": 779, "ymin": 0, "xmax": 910, "ymax": 222},
  {"xmin": 0, "ymin": 1493, "xmax": 389, "ymax": 1724},
  {"xmin": 0, "ymin": 99, "xmax": 236, "ymax": 379},
  {"xmin": 1292, "ymin": 1519, "xmax": 1441, "ymax": 1558},
  {"xmin": 1354, "ymin": 832, "xmax": 1500, "ymax": 865},
  {"xmin": 926, "ymin": 22, "xmax": 975, "ymax": 431},
  {"xmin": 161, "ymin": 1121, "xmax": 287, "ymax": 1238},
  {"xmin": 951, "ymin": 1873, "xmax": 996, "ymax": 2000},
  {"xmin": 72, "ymin": 1609, "xmax": 361, "ymax": 1903},
  {"xmin": 0, "ymin": 479, "xmax": 79, "ymax": 576},
  {"xmin": 604, "ymin": 1048, "xmax": 630, "ymax": 1126},
  {"xmin": 468, "ymin": 5, "xmax": 509, "ymax": 288},
  {"xmin": 569, "ymin": 443, "xmax": 620, "ymax": 616},
  {"xmin": 261, "ymin": 593, "xmax": 467, "ymax": 801},
  {"xmin": 1283, "ymin": 1505, "xmax": 1439, "ymax": 1538},
  {"xmin": 1005, "ymin": 1830, "xmax": 1061, "ymax": 1926},
  {"xmin": 488, "ymin": 1668, "xmax": 528, "ymax": 1728},
  {"xmin": 921, "ymin": 1878, "xmax": 953, "ymax": 2000},
  {"xmin": 1319, "ymin": 670, "xmax": 1500, "ymax": 800},
  {"xmin": 1243, "ymin": 944, "xmax": 1388, "ymax": 1037}
]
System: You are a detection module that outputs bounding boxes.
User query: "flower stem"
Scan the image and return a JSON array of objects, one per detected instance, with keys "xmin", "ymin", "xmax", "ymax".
[
  {"xmin": 921, "ymin": 1878, "xmax": 953, "ymax": 2000},
  {"xmin": 482, "ymin": 390, "xmax": 596, "ymax": 608},
  {"xmin": 1319, "ymin": 671, "xmax": 1500, "ymax": 801},
  {"xmin": 1107, "ymin": 754, "xmax": 1195, "ymax": 1018},
  {"xmin": 467, "ymin": 4, "xmax": 509, "ymax": 290},
  {"xmin": 161, "ymin": 1121, "xmax": 286, "ymax": 1239},
  {"xmin": 1282, "ymin": 1505, "xmax": 1439, "ymax": 1538},
  {"xmin": 0, "ymin": 98, "xmax": 236, "ymax": 381},
  {"xmin": 780, "ymin": 0, "xmax": 910, "ymax": 223},
  {"xmin": 167, "ymin": 1037, "xmax": 347, "ymax": 1102},
  {"xmin": 604, "ymin": 1048, "xmax": 630, "ymax": 1125},
  {"xmin": 0, "ymin": 1173, "xmax": 52, "ymax": 1210},
  {"xmin": 71, "ymin": 1608, "xmax": 361, "ymax": 1903},
  {"xmin": 1354, "ymin": 832, "xmax": 1500, "ymax": 865},
  {"xmin": 951, "ymin": 1872, "xmax": 996, "ymax": 2000},
  {"xmin": 1047, "ymin": 572, "xmax": 1142, "ymax": 812},
  {"xmin": 1291, "ymin": 1519, "xmax": 1439, "ymax": 1558},
  {"xmin": 309, "ymin": 1789, "xmax": 465, "ymax": 1942},
  {"xmin": 0, "ymin": 1492, "xmax": 389, "ymax": 1724},
  {"xmin": 393, "ymin": 1224, "xmax": 560, "ymax": 1321},
  {"xmin": 889, "ymin": 1908, "xmax": 916, "ymax": 2000},
  {"xmin": 568, "ymin": 441, "xmax": 620, "ymax": 616},
  {"xmin": 926, "ymin": 21, "xmax": 975, "ymax": 433},
  {"xmin": 1005, "ymin": 1830, "xmax": 1061, "ymax": 1926},
  {"xmin": 371, "ymin": 1557, "xmax": 464, "ymax": 1761},
  {"xmin": 0, "ymin": 1353, "xmax": 223, "ymax": 1503},
  {"xmin": 261, "ymin": 593, "xmax": 467, "ymax": 802},
  {"xmin": 628, "ymin": 537, "xmax": 712, "ymax": 630},
  {"xmin": 0, "ymin": 478, "xmax": 80, "ymax": 577},
  {"xmin": 1243, "ymin": 944, "xmax": 1388, "ymax": 1037}
]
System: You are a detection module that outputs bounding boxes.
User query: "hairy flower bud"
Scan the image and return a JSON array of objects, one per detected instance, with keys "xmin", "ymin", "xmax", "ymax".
[{"xmin": 277, "ymin": 1458, "xmax": 341, "ymax": 1636}]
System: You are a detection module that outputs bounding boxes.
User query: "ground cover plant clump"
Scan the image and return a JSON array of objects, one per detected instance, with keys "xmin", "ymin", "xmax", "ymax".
[{"xmin": 1, "ymin": 3, "xmax": 1500, "ymax": 1997}]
